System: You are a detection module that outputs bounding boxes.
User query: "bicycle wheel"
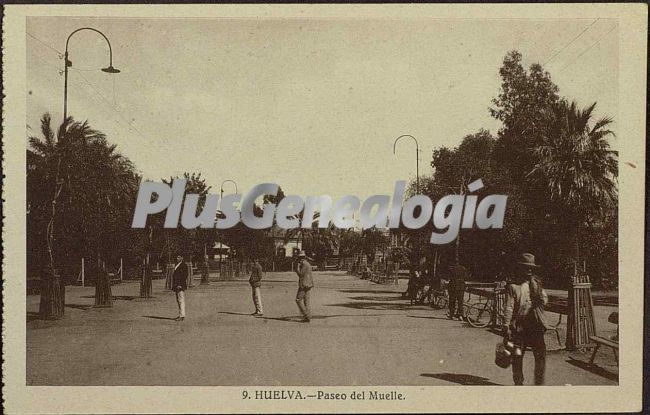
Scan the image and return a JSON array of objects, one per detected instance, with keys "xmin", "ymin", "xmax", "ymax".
[
  {"xmin": 414, "ymin": 287, "xmax": 427, "ymax": 303},
  {"xmin": 431, "ymin": 291, "xmax": 447, "ymax": 309},
  {"xmin": 466, "ymin": 304, "xmax": 491, "ymax": 328}
]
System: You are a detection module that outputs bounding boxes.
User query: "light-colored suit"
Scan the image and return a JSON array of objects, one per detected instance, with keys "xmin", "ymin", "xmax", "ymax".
[
  {"xmin": 297, "ymin": 260, "xmax": 314, "ymax": 289},
  {"xmin": 504, "ymin": 277, "xmax": 549, "ymax": 332},
  {"xmin": 504, "ymin": 276, "xmax": 548, "ymax": 386},
  {"xmin": 295, "ymin": 259, "xmax": 313, "ymax": 320}
]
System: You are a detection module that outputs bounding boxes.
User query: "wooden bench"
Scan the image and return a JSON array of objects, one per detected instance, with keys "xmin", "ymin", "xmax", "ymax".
[
  {"xmin": 543, "ymin": 301, "xmax": 567, "ymax": 348},
  {"xmin": 589, "ymin": 335, "xmax": 619, "ymax": 366},
  {"xmin": 375, "ymin": 272, "xmax": 397, "ymax": 285}
]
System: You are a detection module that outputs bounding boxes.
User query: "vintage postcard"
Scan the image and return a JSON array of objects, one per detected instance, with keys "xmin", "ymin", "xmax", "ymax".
[{"xmin": 2, "ymin": 3, "xmax": 647, "ymax": 414}]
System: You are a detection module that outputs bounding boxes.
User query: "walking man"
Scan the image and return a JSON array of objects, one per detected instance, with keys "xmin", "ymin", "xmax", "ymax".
[
  {"xmin": 249, "ymin": 258, "xmax": 264, "ymax": 316},
  {"xmin": 295, "ymin": 251, "xmax": 314, "ymax": 323},
  {"xmin": 503, "ymin": 253, "xmax": 549, "ymax": 385},
  {"xmin": 172, "ymin": 254, "xmax": 188, "ymax": 321},
  {"xmin": 447, "ymin": 264, "xmax": 467, "ymax": 320}
]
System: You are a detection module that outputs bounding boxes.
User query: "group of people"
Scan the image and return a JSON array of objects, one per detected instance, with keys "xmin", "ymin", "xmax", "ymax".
[
  {"xmin": 248, "ymin": 250, "xmax": 314, "ymax": 322},
  {"xmin": 405, "ymin": 252, "xmax": 550, "ymax": 385},
  {"xmin": 170, "ymin": 250, "xmax": 550, "ymax": 385},
  {"xmin": 169, "ymin": 250, "xmax": 315, "ymax": 324}
]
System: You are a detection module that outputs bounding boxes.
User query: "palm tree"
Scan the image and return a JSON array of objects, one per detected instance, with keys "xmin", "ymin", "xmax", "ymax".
[
  {"xmin": 29, "ymin": 114, "xmax": 76, "ymax": 319},
  {"xmin": 29, "ymin": 113, "xmax": 140, "ymax": 317},
  {"xmin": 528, "ymin": 100, "xmax": 618, "ymax": 266}
]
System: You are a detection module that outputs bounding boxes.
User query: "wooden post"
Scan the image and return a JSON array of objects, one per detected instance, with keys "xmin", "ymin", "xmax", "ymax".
[
  {"xmin": 566, "ymin": 272, "xmax": 597, "ymax": 350},
  {"xmin": 120, "ymin": 258, "xmax": 123, "ymax": 281},
  {"xmin": 39, "ymin": 271, "xmax": 65, "ymax": 319},
  {"xmin": 165, "ymin": 263, "xmax": 174, "ymax": 290},
  {"xmin": 493, "ymin": 286, "xmax": 506, "ymax": 327},
  {"xmin": 140, "ymin": 259, "xmax": 153, "ymax": 298},
  {"xmin": 94, "ymin": 261, "xmax": 113, "ymax": 307},
  {"xmin": 201, "ymin": 257, "xmax": 210, "ymax": 285},
  {"xmin": 186, "ymin": 262, "xmax": 193, "ymax": 287},
  {"xmin": 81, "ymin": 257, "xmax": 85, "ymax": 287}
]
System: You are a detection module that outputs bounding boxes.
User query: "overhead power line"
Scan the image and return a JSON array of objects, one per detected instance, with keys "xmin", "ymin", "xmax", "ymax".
[
  {"xmin": 70, "ymin": 68, "xmax": 150, "ymax": 142},
  {"xmin": 559, "ymin": 25, "xmax": 617, "ymax": 72},
  {"xmin": 28, "ymin": 32, "xmax": 64, "ymax": 57},
  {"xmin": 543, "ymin": 19, "xmax": 599, "ymax": 66}
]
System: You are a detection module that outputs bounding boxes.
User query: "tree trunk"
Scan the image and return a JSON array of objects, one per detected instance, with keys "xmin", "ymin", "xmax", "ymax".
[
  {"xmin": 39, "ymin": 273, "xmax": 65, "ymax": 319},
  {"xmin": 140, "ymin": 263, "xmax": 153, "ymax": 297},
  {"xmin": 94, "ymin": 266, "xmax": 113, "ymax": 307},
  {"xmin": 574, "ymin": 223, "xmax": 581, "ymax": 267},
  {"xmin": 200, "ymin": 260, "xmax": 210, "ymax": 285},
  {"xmin": 40, "ymin": 158, "xmax": 65, "ymax": 320}
]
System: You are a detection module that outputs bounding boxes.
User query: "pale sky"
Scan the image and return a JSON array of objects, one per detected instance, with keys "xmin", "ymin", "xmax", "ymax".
[{"xmin": 26, "ymin": 17, "xmax": 619, "ymax": 200}]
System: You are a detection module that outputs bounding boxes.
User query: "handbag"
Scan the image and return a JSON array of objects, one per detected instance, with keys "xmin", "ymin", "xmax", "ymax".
[{"xmin": 495, "ymin": 339, "xmax": 513, "ymax": 369}]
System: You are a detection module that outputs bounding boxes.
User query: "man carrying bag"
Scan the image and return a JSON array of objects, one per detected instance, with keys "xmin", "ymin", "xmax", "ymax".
[{"xmin": 503, "ymin": 253, "xmax": 549, "ymax": 385}]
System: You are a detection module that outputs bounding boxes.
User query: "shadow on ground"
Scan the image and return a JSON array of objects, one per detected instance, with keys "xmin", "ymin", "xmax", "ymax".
[
  {"xmin": 142, "ymin": 315, "xmax": 177, "ymax": 321},
  {"xmin": 347, "ymin": 295, "xmax": 405, "ymax": 302},
  {"xmin": 328, "ymin": 301, "xmax": 429, "ymax": 311},
  {"xmin": 81, "ymin": 295, "xmax": 138, "ymax": 301},
  {"xmin": 65, "ymin": 303, "xmax": 94, "ymax": 311},
  {"xmin": 566, "ymin": 357, "xmax": 618, "ymax": 382},
  {"xmin": 216, "ymin": 312, "xmax": 406, "ymax": 323},
  {"xmin": 407, "ymin": 315, "xmax": 457, "ymax": 321},
  {"xmin": 338, "ymin": 289, "xmax": 403, "ymax": 294},
  {"xmin": 421, "ymin": 373, "xmax": 502, "ymax": 385}
]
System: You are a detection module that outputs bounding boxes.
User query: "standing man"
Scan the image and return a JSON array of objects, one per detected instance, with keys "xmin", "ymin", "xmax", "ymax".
[
  {"xmin": 447, "ymin": 264, "xmax": 467, "ymax": 320},
  {"xmin": 249, "ymin": 258, "xmax": 264, "ymax": 316},
  {"xmin": 172, "ymin": 254, "xmax": 188, "ymax": 321},
  {"xmin": 503, "ymin": 253, "xmax": 549, "ymax": 385},
  {"xmin": 295, "ymin": 251, "xmax": 314, "ymax": 323}
]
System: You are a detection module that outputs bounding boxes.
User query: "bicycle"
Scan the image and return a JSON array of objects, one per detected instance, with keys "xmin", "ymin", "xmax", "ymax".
[
  {"xmin": 465, "ymin": 288, "xmax": 506, "ymax": 328},
  {"xmin": 430, "ymin": 287, "xmax": 448, "ymax": 309}
]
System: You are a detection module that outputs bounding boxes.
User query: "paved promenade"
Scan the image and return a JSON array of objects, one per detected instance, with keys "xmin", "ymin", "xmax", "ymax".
[{"xmin": 26, "ymin": 272, "xmax": 618, "ymax": 386}]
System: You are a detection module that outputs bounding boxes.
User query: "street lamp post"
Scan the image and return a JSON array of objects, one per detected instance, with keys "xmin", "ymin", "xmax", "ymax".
[
  {"xmin": 41, "ymin": 28, "xmax": 120, "ymax": 319},
  {"xmin": 64, "ymin": 28, "xmax": 120, "ymax": 120},
  {"xmin": 219, "ymin": 179, "xmax": 238, "ymax": 279},
  {"xmin": 392, "ymin": 135, "xmax": 421, "ymax": 301},
  {"xmin": 393, "ymin": 134, "xmax": 420, "ymax": 193}
]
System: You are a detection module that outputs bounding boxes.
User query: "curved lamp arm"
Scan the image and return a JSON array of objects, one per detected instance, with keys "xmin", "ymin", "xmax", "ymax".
[
  {"xmin": 393, "ymin": 134, "xmax": 420, "ymax": 192},
  {"xmin": 220, "ymin": 179, "xmax": 239, "ymax": 194},
  {"xmin": 393, "ymin": 134, "xmax": 419, "ymax": 154},
  {"xmin": 66, "ymin": 27, "xmax": 119, "ymax": 73}
]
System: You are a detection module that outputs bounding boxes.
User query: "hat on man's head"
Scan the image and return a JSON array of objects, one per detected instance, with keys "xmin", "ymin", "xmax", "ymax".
[
  {"xmin": 517, "ymin": 253, "xmax": 539, "ymax": 268},
  {"xmin": 297, "ymin": 251, "xmax": 306, "ymax": 258}
]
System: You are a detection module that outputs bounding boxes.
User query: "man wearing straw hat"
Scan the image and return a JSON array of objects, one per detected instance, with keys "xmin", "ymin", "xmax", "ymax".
[
  {"xmin": 295, "ymin": 251, "xmax": 314, "ymax": 323},
  {"xmin": 503, "ymin": 253, "xmax": 549, "ymax": 385}
]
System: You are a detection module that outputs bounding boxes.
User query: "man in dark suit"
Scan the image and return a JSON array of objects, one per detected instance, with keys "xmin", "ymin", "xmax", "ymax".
[
  {"xmin": 172, "ymin": 254, "xmax": 188, "ymax": 321},
  {"xmin": 447, "ymin": 264, "xmax": 467, "ymax": 320},
  {"xmin": 295, "ymin": 251, "xmax": 314, "ymax": 323}
]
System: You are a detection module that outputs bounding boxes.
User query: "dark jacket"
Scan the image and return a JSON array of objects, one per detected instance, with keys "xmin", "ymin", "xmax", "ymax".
[
  {"xmin": 249, "ymin": 262, "xmax": 263, "ymax": 287},
  {"xmin": 172, "ymin": 261, "xmax": 188, "ymax": 291},
  {"xmin": 296, "ymin": 259, "xmax": 314, "ymax": 289},
  {"xmin": 448, "ymin": 265, "xmax": 467, "ymax": 293}
]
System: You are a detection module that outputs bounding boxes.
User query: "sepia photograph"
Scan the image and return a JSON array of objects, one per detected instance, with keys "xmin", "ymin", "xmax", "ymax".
[{"xmin": 2, "ymin": 3, "xmax": 647, "ymax": 414}]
